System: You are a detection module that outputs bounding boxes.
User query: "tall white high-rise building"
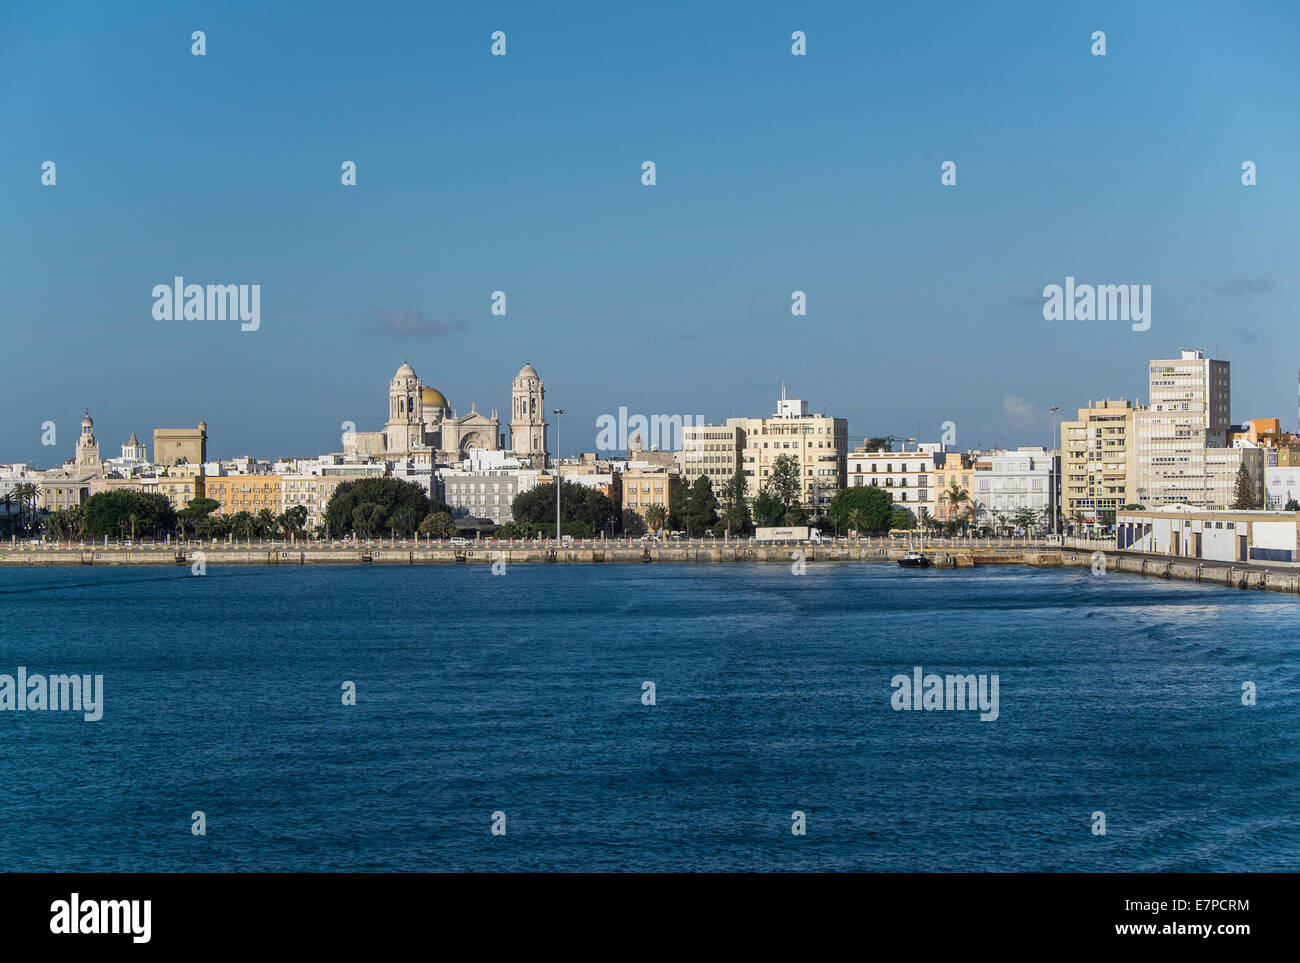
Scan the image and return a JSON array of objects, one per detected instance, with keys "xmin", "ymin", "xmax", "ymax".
[{"xmin": 1135, "ymin": 349, "xmax": 1233, "ymax": 507}]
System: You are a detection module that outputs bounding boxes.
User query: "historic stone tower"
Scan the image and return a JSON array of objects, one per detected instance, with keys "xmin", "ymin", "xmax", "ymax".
[
  {"xmin": 385, "ymin": 361, "xmax": 424, "ymax": 455},
  {"xmin": 74, "ymin": 411, "xmax": 100, "ymax": 468},
  {"xmin": 509, "ymin": 363, "xmax": 547, "ymax": 464}
]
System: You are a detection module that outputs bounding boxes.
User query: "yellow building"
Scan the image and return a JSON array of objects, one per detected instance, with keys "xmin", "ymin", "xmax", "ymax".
[
  {"xmin": 157, "ymin": 464, "xmax": 204, "ymax": 512},
  {"xmin": 206, "ymin": 475, "xmax": 283, "ymax": 517},
  {"xmin": 934, "ymin": 452, "xmax": 974, "ymax": 523},
  {"xmin": 623, "ymin": 467, "xmax": 674, "ymax": 523},
  {"xmin": 1060, "ymin": 399, "xmax": 1137, "ymax": 522}
]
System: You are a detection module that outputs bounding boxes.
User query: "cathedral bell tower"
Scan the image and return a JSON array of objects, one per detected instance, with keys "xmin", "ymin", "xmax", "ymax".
[
  {"xmin": 509, "ymin": 363, "xmax": 547, "ymax": 465},
  {"xmin": 385, "ymin": 361, "xmax": 424, "ymax": 455}
]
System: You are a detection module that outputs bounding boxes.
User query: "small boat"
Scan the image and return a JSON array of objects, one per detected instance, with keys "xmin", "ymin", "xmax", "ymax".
[
  {"xmin": 898, "ymin": 532, "xmax": 931, "ymax": 568},
  {"xmin": 898, "ymin": 549, "xmax": 931, "ymax": 568}
]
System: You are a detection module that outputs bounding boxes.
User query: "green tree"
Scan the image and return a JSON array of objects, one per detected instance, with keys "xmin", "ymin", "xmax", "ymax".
[
  {"xmin": 719, "ymin": 468, "xmax": 752, "ymax": 537},
  {"xmin": 643, "ymin": 504, "xmax": 667, "ymax": 533},
  {"xmin": 45, "ymin": 506, "xmax": 85, "ymax": 540},
  {"xmin": 621, "ymin": 509, "xmax": 647, "ymax": 535},
  {"xmin": 682, "ymin": 476, "xmax": 719, "ymax": 536},
  {"xmin": 863, "ymin": 436, "xmax": 892, "ymax": 452},
  {"xmin": 277, "ymin": 505, "xmax": 309, "ymax": 538},
  {"xmin": 324, "ymin": 477, "xmax": 434, "ymax": 537},
  {"xmin": 942, "ymin": 481, "xmax": 970, "ymax": 532},
  {"xmin": 846, "ymin": 508, "xmax": 866, "ymax": 536},
  {"xmin": 254, "ymin": 508, "xmax": 278, "ymax": 538},
  {"xmin": 826, "ymin": 486, "xmax": 894, "ymax": 534},
  {"xmin": 1232, "ymin": 464, "xmax": 1258, "ymax": 510},
  {"xmin": 751, "ymin": 491, "xmax": 785, "ymax": 528},
  {"xmin": 418, "ymin": 510, "xmax": 456, "ymax": 538},
  {"xmin": 1285, "ymin": 498, "xmax": 1300, "ymax": 512},
  {"xmin": 230, "ymin": 511, "xmax": 255, "ymax": 539},
  {"xmin": 352, "ymin": 502, "xmax": 385, "ymax": 538},
  {"xmin": 890, "ymin": 507, "xmax": 916, "ymax": 530},
  {"xmin": 82, "ymin": 490, "xmax": 177, "ymax": 540},
  {"xmin": 1011, "ymin": 506, "xmax": 1038, "ymax": 536},
  {"xmin": 666, "ymin": 475, "xmax": 689, "ymax": 532},
  {"xmin": 764, "ymin": 454, "xmax": 802, "ymax": 517},
  {"xmin": 8, "ymin": 482, "xmax": 39, "ymax": 535},
  {"xmin": 178, "ymin": 496, "xmax": 220, "ymax": 538},
  {"xmin": 781, "ymin": 504, "xmax": 808, "ymax": 526},
  {"xmin": 511, "ymin": 480, "xmax": 617, "ymax": 536},
  {"xmin": 389, "ymin": 505, "xmax": 421, "ymax": 537}
]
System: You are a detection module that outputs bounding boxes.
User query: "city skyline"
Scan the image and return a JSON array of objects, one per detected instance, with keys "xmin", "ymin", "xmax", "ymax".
[
  {"xmin": 4, "ymin": 1, "xmax": 1298, "ymax": 462},
  {"xmin": 0, "ymin": 344, "xmax": 1285, "ymax": 467}
]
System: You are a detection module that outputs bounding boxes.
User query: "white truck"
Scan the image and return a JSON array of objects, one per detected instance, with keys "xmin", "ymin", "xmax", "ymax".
[{"xmin": 754, "ymin": 526, "xmax": 825, "ymax": 542}]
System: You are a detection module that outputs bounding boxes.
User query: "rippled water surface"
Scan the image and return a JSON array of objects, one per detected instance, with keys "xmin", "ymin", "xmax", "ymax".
[{"xmin": 1, "ymin": 563, "xmax": 1296, "ymax": 871}]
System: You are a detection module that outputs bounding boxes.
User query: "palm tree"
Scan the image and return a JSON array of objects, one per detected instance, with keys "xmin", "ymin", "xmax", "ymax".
[
  {"xmin": 644, "ymin": 504, "xmax": 667, "ymax": 533},
  {"xmin": 943, "ymin": 481, "xmax": 970, "ymax": 534},
  {"xmin": 846, "ymin": 508, "xmax": 866, "ymax": 537},
  {"xmin": 918, "ymin": 507, "xmax": 934, "ymax": 534}
]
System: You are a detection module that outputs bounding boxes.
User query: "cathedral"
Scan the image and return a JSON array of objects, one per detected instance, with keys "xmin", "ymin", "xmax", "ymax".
[{"xmin": 347, "ymin": 362, "xmax": 548, "ymax": 465}]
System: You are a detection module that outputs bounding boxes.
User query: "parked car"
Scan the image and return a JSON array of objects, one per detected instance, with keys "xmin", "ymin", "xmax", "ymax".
[
  {"xmin": 668, "ymin": 533, "xmax": 683, "ymax": 541},
  {"xmin": 450, "ymin": 537, "xmax": 470, "ymax": 547}
]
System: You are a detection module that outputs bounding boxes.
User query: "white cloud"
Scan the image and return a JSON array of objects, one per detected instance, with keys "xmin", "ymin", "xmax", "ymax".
[{"xmin": 1002, "ymin": 395, "xmax": 1037, "ymax": 426}]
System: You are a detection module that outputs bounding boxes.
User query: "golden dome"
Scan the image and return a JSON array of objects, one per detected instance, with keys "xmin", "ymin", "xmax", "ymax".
[{"xmin": 421, "ymin": 386, "xmax": 449, "ymax": 409}]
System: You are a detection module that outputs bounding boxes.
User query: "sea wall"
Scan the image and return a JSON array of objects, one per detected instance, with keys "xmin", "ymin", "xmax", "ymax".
[
  {"xmin": 3, "ymin": 543, "xmax": 1298, "ymax": 596},
  {"xmin": 1060, "ymin": 550, "xmax": 1300, "ymax": 594}
]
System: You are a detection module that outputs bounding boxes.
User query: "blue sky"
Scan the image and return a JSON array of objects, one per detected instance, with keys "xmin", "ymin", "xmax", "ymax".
[{"xmin": 3, "ymin": 1, "xmax": 1298, "ymax": 463}]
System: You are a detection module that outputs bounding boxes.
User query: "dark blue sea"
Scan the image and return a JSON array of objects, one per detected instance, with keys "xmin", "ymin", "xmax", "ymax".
[{"xmin": 1, "ymin": 562, "xmax": 1296, "ymax": 872}]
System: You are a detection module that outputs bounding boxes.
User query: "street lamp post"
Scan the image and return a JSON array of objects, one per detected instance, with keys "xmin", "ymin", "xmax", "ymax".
[
  {"xmin": 553, "ymin": 409, "xmax": 565, "ymax": 542},
  {"xmin": 1049, "ymin": 406, "xmax": 1060, "ymax": 538}
]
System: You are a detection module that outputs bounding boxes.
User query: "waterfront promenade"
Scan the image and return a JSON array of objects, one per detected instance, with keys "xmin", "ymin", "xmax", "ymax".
[{"xmin": 4, "ymin": 535, "xmax": 1300, "ymax": 596}]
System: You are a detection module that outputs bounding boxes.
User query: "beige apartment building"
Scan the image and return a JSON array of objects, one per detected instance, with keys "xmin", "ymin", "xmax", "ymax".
[
  {"xmin": 730, "ymin": 390, "xmax": 847, "ymax": 517},
  {"xmin": 1060, "ymin": 399, "xmax": 1138, "ymax": 522},
  {"xmin": 679, "ymin": 424, "xmax": 743, "ymax": 489},
  {"xmin": 279, "ymin": 474, "xmax": 348, "ymax": 529}
]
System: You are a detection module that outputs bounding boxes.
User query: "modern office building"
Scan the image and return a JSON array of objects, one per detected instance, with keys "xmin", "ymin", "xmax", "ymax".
[
  {"xmin": 679, "ymin": 423, "xmax": 743, "ymax": 489},
  {"xmin": 1134, "ymin": 349, "xmax": 1231, "ymax": 507}
]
